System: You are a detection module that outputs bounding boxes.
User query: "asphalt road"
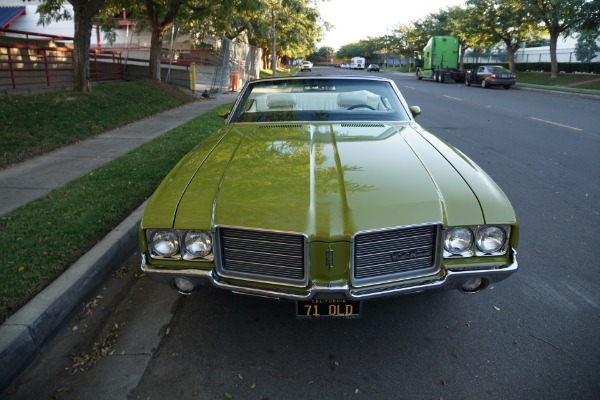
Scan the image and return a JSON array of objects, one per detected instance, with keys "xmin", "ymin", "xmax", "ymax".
[{"xmin": 7, "ymin": 67, "xmax": 600, "ymax": 400}]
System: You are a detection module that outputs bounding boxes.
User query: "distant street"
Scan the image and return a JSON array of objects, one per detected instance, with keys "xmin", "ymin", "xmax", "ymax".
[{"xmin": 8, "ymin": 67, "xmax": 600, "ymax": 400}]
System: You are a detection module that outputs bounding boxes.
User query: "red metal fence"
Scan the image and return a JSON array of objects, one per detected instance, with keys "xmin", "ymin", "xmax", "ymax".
[{"xmin": 1, "ymin": 42, "xmax": 124, "ymax": 90}]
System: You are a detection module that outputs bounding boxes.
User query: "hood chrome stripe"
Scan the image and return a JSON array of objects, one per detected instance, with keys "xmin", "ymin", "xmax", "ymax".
[
  {"xmin": 211, "ymin": 138, "xmax": 243, "ymax": 229},
  {"xmin": 307, "ymin": 128, "xmax": 316, "ymax": 236}
]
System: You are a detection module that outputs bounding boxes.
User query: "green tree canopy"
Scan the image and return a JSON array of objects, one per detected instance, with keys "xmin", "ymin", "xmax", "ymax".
[
  {"xmin": 575, "ymin": 30, "xmax": 600, "ymax": 61},
  {"xmin": 467, "ymin": 0, "xmax": 544, "ymax": 73},
  {"xmin": 525, "ymin": 0, "xmax": 588, "ymax": 77}
]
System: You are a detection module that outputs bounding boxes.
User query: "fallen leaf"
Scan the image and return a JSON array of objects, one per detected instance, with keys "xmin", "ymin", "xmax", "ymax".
[
  {"xmin": 18, "ymin": 266, "xmax": 26, "ymax": 272},
  {"xmin": 225, "ymin": 393, "xmax": 233, "ymax": 399},
  {"xmin": 68, "ymin": 321, "xmax": 123, "ymax": 375}
]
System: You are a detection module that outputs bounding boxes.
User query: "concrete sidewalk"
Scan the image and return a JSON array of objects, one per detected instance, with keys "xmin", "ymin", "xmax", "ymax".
[
  {"xmin": 0, "ymin": 92, "xmax": 238, "ymax": 216},
  {"xmin": 0, "ymin": 90, "xmax": 239, "ymax": 394}
]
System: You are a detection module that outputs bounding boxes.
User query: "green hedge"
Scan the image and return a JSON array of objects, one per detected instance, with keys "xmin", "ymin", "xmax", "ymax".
[{"xmin": 463, "ymin": 62, "xmax": 600, "ymax": 74}]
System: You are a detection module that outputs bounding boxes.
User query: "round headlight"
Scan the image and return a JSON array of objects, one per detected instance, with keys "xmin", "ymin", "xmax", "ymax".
[
  {"xmin": 151, "ymin": 230, "xmax": 180, "ymax": 257},
  {"xmin": 183, "ymin": 231, "xmax": 212, "ymax": 257},
  {"xmin": 476, "ymin": 226, "xmax": 506, "ymax": 254},
  {"xmin": 444, "ymin": 227, "xmax": 473, "ymax": 254}
]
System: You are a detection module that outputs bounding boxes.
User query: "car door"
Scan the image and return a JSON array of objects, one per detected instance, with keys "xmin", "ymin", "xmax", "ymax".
[{"xmin": 475, "ymin": 66, "xmax": 487, "ymax": 83}]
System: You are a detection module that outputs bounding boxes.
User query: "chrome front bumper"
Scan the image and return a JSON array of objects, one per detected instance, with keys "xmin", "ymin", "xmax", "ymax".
[{"xmin": 141, "ymin": 249, "xmax": 518, "ymax": 300}]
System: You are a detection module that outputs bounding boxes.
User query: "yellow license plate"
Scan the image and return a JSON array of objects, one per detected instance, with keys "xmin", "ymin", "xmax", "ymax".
[{"xmin": 296, "ymin": 299, "xmax": 361, "ymax": 319}]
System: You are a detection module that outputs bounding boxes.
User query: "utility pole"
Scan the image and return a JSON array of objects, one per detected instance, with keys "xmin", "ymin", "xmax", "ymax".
[
  {"xmin": 267, "ymin": 0, "xmax": 280, "ymax": 77},
  {"xmin": 271, "ymin": 7, "xmax": 276, "ymax": 76}
]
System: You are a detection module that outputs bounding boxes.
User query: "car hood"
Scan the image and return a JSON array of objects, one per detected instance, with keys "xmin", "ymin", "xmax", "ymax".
[{"xmin": 143, "ymin": 123, "xmax": 514, "ymax": 241}]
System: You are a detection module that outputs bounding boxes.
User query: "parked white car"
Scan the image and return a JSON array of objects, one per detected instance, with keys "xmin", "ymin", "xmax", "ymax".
[{"xmin": 300, "ymin": 61, "xmax": 313, "ymax": 72}]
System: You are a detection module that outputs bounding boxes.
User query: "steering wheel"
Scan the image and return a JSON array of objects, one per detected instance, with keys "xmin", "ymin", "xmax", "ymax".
[{"xmin": 347, "ymin": 104, "xmax": 376, "ymax": 110}]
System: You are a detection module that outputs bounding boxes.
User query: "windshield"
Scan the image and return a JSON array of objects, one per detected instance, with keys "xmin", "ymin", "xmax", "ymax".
[
  {"xmin": 228, "ymin": 78, "xmax": 411, "ymax": 123},
  {"xmin": 489, "ymin": 66, "xmax": 511, "ymax": 73}
]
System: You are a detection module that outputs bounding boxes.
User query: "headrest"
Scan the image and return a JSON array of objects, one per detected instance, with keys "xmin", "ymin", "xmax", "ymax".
[
  {"xmin": 267, "ymin": 94, "xmax": 297, "ymax": 108},
  {"xmin": 337, "ymin": 92, "xmax": 368, "ymax": 107}
]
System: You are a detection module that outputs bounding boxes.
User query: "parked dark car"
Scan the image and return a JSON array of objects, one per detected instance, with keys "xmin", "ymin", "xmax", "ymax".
[
  {"xmin": 367, "ymin": 63, "xmax": 380, "ymax": 72},
  {"xmin": 466, "ymin": 65, "xmax": 516, "ymax": 89}
]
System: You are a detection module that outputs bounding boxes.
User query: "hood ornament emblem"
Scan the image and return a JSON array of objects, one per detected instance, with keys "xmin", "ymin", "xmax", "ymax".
[{"xmin": 326, "ymin": 248, "xmax": 334, "ymax": 271}]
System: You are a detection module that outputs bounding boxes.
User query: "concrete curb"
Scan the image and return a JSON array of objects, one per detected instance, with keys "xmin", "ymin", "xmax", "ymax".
[
  {"xmin": 0, "ymin": 201, "xmax": 147, "ymax": 394},
  {"xmin": 0, "ymin": 89, "xmax": 239, "ymax": 395}
]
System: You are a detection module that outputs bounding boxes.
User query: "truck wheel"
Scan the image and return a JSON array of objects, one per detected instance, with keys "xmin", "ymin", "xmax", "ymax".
[{"xmin": 440, "ymin": 73, "xmax": 445, "ymax": 83}]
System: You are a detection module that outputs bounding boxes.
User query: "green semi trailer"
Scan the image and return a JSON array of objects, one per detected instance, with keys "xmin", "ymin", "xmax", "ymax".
[{"xmin": 414, "ymin": 36, "xmax": 465, "ymax": 83}]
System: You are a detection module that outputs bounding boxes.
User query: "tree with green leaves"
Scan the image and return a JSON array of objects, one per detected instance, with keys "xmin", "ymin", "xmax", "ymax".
[
  {"xmin": 390, "ymin": 25, "xmax": 419, "ymax": 69},
  {"xmin": 200, "ymin": 0, "xmax": 322, "ymax": 67},
  {"xmin": 525, "ymin": 0, "xmax": 587, "ymax": 77},
  {"xmin": 36, "ymin": 0, "xmax": 105, "ymax": 92},
  {"xmin": 575, "ymin": 30, "xmax": 600, "ymax": 61},
  {"xmin": 577, "ymin": 0, "xmax": 600, "ymax": 32},
  {"xmin": 336, "ymin": 42, "xmax": 367, "ymax": 60},
  {"xmin": 443, "ymin": 6, "xmax": 481, "ymax": 70},
  {"xmin": 317, "ymin": 46, "xmax": 335, "ymax": 63},
  {"xmin": 142, "ymin": 0, "xmax": 186, "ymax": 81},
  {"xmin": 467, "ymin": 0, "xmax": 544, "ymax": 73}
]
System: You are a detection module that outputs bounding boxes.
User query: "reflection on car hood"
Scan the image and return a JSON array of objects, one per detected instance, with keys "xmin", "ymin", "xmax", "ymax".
[{"xmin": 146, "ymin": 123, "xmax": 511, "ymax": 239}]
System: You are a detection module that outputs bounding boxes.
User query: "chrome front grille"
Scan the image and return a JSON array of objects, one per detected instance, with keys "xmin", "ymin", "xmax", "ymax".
[
  {"xmin": 353, "ymin": 224, "xmax": 440, "ymax": 285},
  {"xmin": 217, "ymin": 227, "xmax": 307, "ymax": 286}
]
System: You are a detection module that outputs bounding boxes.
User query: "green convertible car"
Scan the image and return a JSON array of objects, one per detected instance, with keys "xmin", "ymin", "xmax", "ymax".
[{"xmin": 139, "ymin": 75, "xmax": 519, "ymax": 318}]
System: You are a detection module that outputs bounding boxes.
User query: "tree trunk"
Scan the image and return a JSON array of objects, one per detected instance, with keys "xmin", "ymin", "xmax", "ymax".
[
  {"xmin": 549, "ymin": 30, "xmax": 560, "ymax": 78},
  {"xmin": 459, "ymin": 45, "xmax": 467, "ymax": 71},
  {"xmin": 70, "ymin": 0, "xmax": 104, "ymax": 92},
  {"xmin": 503, "ymin": 39, "xmax": 517, "ymax": 73},
  {"xmin": 145, "ymin": 0, "xmax": 184, "ymax": 81},
  {"xmin": 149, "ymin": 28, "xmax": 166, "ymax": 81}
]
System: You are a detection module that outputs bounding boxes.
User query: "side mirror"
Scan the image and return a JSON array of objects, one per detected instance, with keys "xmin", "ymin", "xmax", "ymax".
[
  {"xmin": 218, "ymin": 109, "xmax": 230, "ymax": 119},
  {"xmin": 409, "ymin": 106, "xmax": 421, "ymax": 118}
]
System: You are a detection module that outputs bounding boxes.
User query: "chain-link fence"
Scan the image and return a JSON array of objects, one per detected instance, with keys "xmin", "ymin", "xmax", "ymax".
[
  {"xmin": 464, "ymin": 48, "xmax": 599, "ymax": 64},
  {"xmin": 210, "ymin": 38, "xmax": 263, "ymax": 95}
]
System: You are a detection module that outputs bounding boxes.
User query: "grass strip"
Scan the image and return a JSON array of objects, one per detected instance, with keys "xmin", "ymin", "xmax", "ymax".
[
  {"xmin": 517, "ymin": 83, "xmax": 600, "ymax": 95},
  {"xmin": 0, "ymin": 80, "xmax": 193, "ymax": 169},
  {"xmin": 0, "ymin": 103, "xmax": 231, "ymax": 322},
  {"xmin": 516, "ymin": 72, "xmax": 600, "ymax": 90}
]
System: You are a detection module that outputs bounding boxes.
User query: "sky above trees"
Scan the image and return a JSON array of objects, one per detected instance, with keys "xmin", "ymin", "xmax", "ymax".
[{"xmin": 317, "ymin": 0, "xmax": 462, "ymax": 50}]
